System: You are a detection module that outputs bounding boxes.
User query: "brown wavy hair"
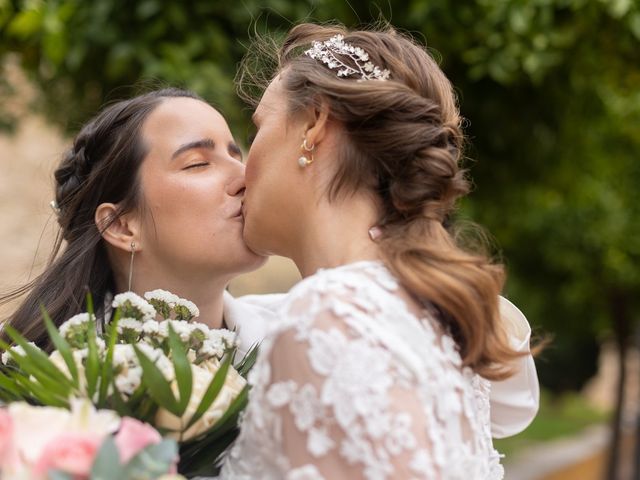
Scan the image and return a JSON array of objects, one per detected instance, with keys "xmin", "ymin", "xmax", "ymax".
[{"xmin": 239, "ymin": 23, "xmax": 524, "ymax": 380}]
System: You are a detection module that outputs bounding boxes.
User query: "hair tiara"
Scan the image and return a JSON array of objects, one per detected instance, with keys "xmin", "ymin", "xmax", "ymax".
[{"xmin": 304, "ymin": 34, "xmax": 391, "ymax": 82}]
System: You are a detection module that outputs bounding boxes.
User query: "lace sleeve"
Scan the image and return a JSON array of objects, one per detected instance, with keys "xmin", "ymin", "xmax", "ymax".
[
  {"xmin": 221, "ymin": 263, "xmax": 504, "ymax": 480},
  {"xmin": 263, "ymin": 305, "xmax": 438, "ymax": 480}
]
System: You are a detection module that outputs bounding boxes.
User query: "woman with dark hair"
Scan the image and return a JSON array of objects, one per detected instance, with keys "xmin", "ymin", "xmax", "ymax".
[
  {"xmin": 0, "ymin": 88, "xmax": 266, "ymax": 354},
  {"xmin": 219, "ymin": 24, "xmax": 538, "ymax": 479}
]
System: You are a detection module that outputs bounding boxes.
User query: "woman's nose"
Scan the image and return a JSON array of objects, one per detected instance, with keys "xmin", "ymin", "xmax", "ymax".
[{"xmin": 226, "ymin": 175, "xmax": 246, "ymax": 197}]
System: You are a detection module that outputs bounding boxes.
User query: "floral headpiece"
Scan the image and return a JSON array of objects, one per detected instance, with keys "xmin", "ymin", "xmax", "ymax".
[{"xmin": 304, "ymin": 34, "xmax": 391, "ymax": 82}]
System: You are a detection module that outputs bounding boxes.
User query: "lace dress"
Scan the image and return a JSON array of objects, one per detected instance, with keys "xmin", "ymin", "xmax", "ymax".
[{"xmin": 220, "ymin": 261, "xmax": 504, "ymax": 480}]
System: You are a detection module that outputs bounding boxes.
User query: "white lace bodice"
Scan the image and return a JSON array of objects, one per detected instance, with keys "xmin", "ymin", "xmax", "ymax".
[{"xmin": 220, "ymin": 261, "xmax": 504, "ymax": 480}]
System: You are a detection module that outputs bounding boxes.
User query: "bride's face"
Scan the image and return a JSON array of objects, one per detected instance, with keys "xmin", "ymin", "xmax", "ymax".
[
  {"xmin": 242, "ymin": 76, "xmax": 310, "ymax": 256},
  {"xmin": 136, "ymin": 97, "xmax": 265, "ymax": 278}
]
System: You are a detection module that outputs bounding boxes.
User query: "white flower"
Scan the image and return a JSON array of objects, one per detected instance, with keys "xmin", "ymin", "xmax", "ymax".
[
  {"xmin": 7, "ymin": 399, "xmax": 120, "ymax": 465},
  {"xmin": 48, "ymin": 349, "xmax": 87, "ymax": 391},
  {"xmin": 195, "ymin": 328, "xmax": 238, "ymax": 361},
  {"xmin": 144, "ymin": 289, "xmax": 179, "ymax": 305},
  {"xmin": 58, "ymin": 313, "xmax": 94, "ymax": 348},
  {"xmin": 155, "ymin": 362, "xmax": 246, "ymax": 441},
  {"xmin": 59, "ymin": 313, "xmax": 93, "ymax": 337},
  {"xmin": 136, "ymin": 343, "xmax": 174, "ymax": 382},
  {"xmin": 115, "ymin": 366, "xmax": 143, "ymax": 395},
  {"xmin": 112, "ymin": 292, "xmax": 156, "ymax": 321},
  {"xmin": 142, "ymin": 319, "xmax": 160, "ymax": 336},
  {"xmin": 160, "ymin": 319, "xmax": 192, "ymax": 342},
  {"xmin": 174, "ymin": 298, "xmax": 199, "ymax": 320},
  {"xmin": 210, "ymin": 329, "xmax": 238, "ymax": 349},
  {"xmin": 1, "ymin": 343, "xmax": 36, "ymax": 365},
  {"xmin": 198, "ymin": 339, "xmax": 225, "ymax": 360},
  {"xmin": 144, "ymin": 289, "xmax": 179, "ymax": 319},
  {"xmin": 117, "ymin": 318, "xmax": 143, "ymax": 333},
  {"xmin": 117, "ymin": 318, "xmax": 143, "ymax": 342}
]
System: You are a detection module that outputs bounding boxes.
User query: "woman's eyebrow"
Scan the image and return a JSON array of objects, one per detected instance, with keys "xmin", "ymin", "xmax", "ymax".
[
  {"xmin": 228, "ymin": 142, "xmax": 243, "ymax": 160},
  {"xmin": 171, "ymin": 138, "xmax": 215, "ymax": 160}
]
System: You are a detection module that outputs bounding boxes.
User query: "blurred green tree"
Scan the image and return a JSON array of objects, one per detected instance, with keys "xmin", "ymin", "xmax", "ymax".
[{"xmin": 1, "ymin": 0, "xmax": 639, "ymax": 476}]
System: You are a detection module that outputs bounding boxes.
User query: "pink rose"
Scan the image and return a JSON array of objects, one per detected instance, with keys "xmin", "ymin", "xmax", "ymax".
[
  {"xmin": 114, "ymin": 417, "xmax": 162, "ymax": 464},
  {"xmin": 0, "ymin": 408, "xmax": 16, "ymax": 467},
  {"xmin": 34, "ymin": 432, "xmax": 101, "ymax": 478}
]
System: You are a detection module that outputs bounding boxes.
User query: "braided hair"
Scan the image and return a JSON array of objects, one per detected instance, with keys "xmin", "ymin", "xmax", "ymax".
[
  {"xmin": 239, "ymin": 24, "xmax": 523, "ymax": 381},
  {"xmin": 1, "ymin": 88, "xmax": 201, "ymax": 349}
]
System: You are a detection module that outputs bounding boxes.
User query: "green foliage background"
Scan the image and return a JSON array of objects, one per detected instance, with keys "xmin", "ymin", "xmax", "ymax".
[{"xmin": 1, "ymin": 0, "xmax": 639, "ymax": 392}]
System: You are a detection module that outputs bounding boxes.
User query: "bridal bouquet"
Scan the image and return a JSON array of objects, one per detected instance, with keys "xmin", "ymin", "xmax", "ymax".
[
  {"xmin": 0, "ymin": 290, "xmax": 257, "ymax": 478},
  {"xmin": 0, "ymin": 399, "xmax": 180, "ymax": 479}
]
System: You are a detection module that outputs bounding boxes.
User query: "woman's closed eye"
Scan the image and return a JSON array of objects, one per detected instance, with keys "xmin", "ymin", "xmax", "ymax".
[{"xmin": 183, "ymin": 161, "xmax": 210, "ymax": 170}]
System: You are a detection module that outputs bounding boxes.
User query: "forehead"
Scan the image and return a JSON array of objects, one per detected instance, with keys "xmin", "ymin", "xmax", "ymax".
[
  {"xmin": 255, "ymin": 75, "xmax": 286, "ymax": 119},
  {"xmin": 142, "ymin": 97, "xmax": 231, "ymax": 148}
]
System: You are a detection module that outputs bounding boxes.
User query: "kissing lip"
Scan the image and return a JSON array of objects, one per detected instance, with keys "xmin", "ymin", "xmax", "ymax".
[{"xmin": 230, "ymin": 206, "xmax": 244, "ymax": 219}]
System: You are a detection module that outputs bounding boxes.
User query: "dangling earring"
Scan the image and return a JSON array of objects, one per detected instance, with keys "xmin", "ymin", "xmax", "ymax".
[
  {"xmin": 128, "ymin": 241, "xmax": 136, "ymax": 291},
  {"xmin": 298, "ymin": 138, "xmax": 315, "ymax": 167}
]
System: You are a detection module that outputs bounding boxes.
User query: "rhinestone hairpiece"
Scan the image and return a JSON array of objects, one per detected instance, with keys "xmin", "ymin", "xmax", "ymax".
[{"xmin": 304, "ymin": 34, "xmax": 391, "ymax": 82}]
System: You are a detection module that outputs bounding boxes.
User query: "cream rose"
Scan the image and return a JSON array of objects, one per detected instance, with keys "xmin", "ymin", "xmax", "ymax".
[
  {"xmin": 155, "ymin": 360, "xmax": 246, "ymax": 441},
  {"xmin": 48, "ymin": 350, "xmax": 87, "ymax": 392},
  {"xmin": 7, "ymin": 399, "xmax": 120, "ymax": 466}
]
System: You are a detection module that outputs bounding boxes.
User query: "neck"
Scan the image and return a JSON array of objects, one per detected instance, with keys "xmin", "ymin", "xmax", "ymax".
[
  {"xmin": 114, "ymin": 261, "xmax": 229, "ymax": 330},
  {"xmin": 290, "ymin": 192, "xmax": 382, "ymax": 278}
]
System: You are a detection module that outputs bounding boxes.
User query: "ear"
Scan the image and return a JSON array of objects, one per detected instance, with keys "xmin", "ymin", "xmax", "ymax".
[
  {"xmin": 304, "ymin": 100, "xmax": 330, "ymax": 147},
  {"xmin": 95, "ymin": 203, "xmax": 141, "ymax": 253}
]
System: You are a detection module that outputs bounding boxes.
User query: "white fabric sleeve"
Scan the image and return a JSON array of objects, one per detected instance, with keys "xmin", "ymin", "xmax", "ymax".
[{"xmin": 489, "ymin": 297, "xmax": 540, "ymax": 438}]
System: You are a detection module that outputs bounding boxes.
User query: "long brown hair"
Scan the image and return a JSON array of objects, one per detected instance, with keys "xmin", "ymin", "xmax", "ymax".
[
  {"xmin": 1, "ymin": 88, "xmax": 202, "ymax": 349},
  {"xmin": 239, "ymin": 23, "xmax": 523, "ymax": 380}
]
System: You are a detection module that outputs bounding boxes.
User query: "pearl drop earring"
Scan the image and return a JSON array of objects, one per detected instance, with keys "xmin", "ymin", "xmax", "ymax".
[{"xmin": 298, "ymin": 138, "xmax": 315, "ymax": 167}]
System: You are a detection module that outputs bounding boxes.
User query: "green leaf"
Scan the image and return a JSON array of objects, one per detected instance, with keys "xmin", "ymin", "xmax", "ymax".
[
  {"xmin": 10, "ymin": 371, "xmax": 68, "ymax": 407},
  {"xmin": 0, "ymin": 370, "xmax": 22, "ymax": 399},
  {"xmin": 133, "ymin": 345, "xmax": 180, "ymax": 416},
  {"xmin": 179, "ymin": 386, "xmax": 248, "ymax": 475},
  {"xmin": 47, "ymin": 471, "xmax": 73, "ymax": 480},
  {"xmin": 6, "ymin": 8, "xmax": 43, "ymax": 38},
  {"xmin": 85, "ymin": 323, "xmax": 100, "ymax": 400},
  {"xmin": 236, "ymin": 343, "xmax": 259, "ymax": 378},
  {"xmin": 99, "ymin": 310, "xmax": 121, "ymax": 405},
  {"xmin": 0, "ymin": 334, "xmax": 74, "ymax": 398},
  {"xmin": 167, "ymin": 324, "xmax": 192, "ymax": 416},
  {"xmin": 90, "ymin": 436, "xmax": 125, "ymax": 480},
  {"xmin": 184, "ymin": 349, "xmax": 234, "ymax": 431},
  {"xmin": 122, "ymin": 439, "xmax": 178, "ymax": 478},
  {"xmin": 42, "ymin": 306, "xmax": 79, "ymax": 387}
]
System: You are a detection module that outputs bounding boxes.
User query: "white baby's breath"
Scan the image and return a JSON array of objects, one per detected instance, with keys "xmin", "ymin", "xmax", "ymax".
[
  {"xmin": 142, "ymin": 319, "xmax": 160, "ymax": 336},
  {"xmin": 144, "ymin": 289, "xmax": 180, "ymax": 305},
  {"xmin": 112, "ymin": 292, "xmax": 157, "ymax": 321},
  {"xmin": 115, "ymin": 366, "xmax": 143, "ymax": 395},
  {"xmin": 159, "ymin": 319, "xmax": 192, "ymax": 342},
  {"xmin": 174, "ymin": 298, "xmax": 199, "ymax": 320},
  {"xmin": 136, "ymin": 343, "xmax": 175, "ymax": 382},
  {"xmin": 144, "ymin": 289, "xmax": 179, "ymax": 319},
  {"xmin": 117, "ymin": 318, "xmax": 143, "ymax": 333},
  {"xmin": 58, "ymin": 313, "xmax": 93, "ymax": 338}
]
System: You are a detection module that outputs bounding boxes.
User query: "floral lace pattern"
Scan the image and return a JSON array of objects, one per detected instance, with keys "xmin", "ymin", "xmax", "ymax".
[{"xmin": 220, "ymin": 261, "xmax": 504, "ymax": 479}]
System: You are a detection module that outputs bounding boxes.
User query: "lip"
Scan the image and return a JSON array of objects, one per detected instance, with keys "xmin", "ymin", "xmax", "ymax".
[{"xmin": 230, "ymin": 206, "xmax": 243, "ymax": 220}]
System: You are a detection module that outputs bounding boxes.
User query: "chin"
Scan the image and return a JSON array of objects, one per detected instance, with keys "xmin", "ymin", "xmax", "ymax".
[{"xmin": 242, "ymin": 219, "xmax": 271, "ymax": 257}]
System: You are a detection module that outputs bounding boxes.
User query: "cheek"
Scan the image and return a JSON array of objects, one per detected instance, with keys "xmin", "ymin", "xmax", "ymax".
[{"xmin": 143, "ymin": 173, "xmax": 225, "ymax": 234}]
